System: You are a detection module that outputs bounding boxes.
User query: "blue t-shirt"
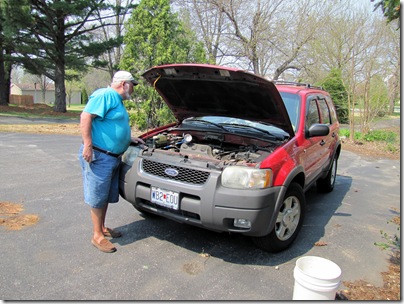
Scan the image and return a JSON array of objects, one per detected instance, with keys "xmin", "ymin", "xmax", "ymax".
[{"xmin": 83, "ymin": 87, "xmax": 131, "ymax": 154}]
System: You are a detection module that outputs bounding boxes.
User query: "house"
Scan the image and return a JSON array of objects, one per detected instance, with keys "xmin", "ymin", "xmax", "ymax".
[{"xmin": 10, "ymin": 83, "xmax": 82, "ymax": 105}]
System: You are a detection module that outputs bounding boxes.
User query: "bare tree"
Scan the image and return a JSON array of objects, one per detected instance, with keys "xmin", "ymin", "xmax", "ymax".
[
  {"xmin": 339, "ymin": 6, "xmax": 377, "ymax": 138},
  {"xmin": 22, "ymin": 73, "xmax": 52, "ymax": 104},
  {"xmin": 92, "ymin": 0, "xmax": 136, "ymax": 78},
  {"xmin": 176, "ymin": 0, "xmax": 226, "ymax": 64},
  {"xmin": 10, "ymin": 67, "xmax": 24, "ymax": 84},
  {"xmin": 269, "ymin": 0, "xmax": 333, "ymax": 80},
  {"xmin": 298, "ymin": 0, "xmax": 396, "ymax": 138},
  {"xmin": 209, "ymin": 0, "xmax": 286, "ymax": 75},
  {"xmin": 175, "ymin": 0, "xmax": 287, "ymax": 74},
  {"xmin": 176, "ymin": 0, "xmax": 332, "ymax": 79},
  {"xmin": 383, "ymin": 22, "xmax": 400, "ymax": 114}
]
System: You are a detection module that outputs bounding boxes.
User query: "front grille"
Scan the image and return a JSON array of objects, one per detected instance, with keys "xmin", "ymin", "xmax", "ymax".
[{"xmin": 141, "ymin": 159, "xmax": 210, "ymax": 185}]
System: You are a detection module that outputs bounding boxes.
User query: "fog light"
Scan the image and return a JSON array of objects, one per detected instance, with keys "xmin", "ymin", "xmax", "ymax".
[{"xmin": 234, "ymin": 218, "xmax": 251, "ymax": 229}]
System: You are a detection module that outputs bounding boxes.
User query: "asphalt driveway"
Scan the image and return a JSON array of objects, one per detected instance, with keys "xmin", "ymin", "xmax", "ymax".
[{"xmin": 0, "ymin": 132, "xmax": 400, "ymax": 300}]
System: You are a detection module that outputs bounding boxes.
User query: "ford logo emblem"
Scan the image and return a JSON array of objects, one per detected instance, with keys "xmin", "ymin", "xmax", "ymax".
[{"xmin": 165, "ymin": 168, "xmax": 179, "ymax": 177}]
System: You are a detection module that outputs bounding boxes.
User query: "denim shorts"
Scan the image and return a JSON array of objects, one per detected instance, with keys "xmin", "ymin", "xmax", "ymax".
[{"xmin": 79, "ymin": 144, "xmax": 122, "ymax": 209}]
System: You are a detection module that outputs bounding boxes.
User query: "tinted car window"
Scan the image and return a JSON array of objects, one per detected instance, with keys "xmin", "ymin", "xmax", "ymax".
[
  {"xmin": 326, "ymin": 96, "xmax": 338, "ymax": 123},
  {"xmin": 318, "ymin": 99, "xmax": 331, "ymax": 125},
  {"xmin": 306, "ymin": 98, "xmax": 320, "ymax": 128}
]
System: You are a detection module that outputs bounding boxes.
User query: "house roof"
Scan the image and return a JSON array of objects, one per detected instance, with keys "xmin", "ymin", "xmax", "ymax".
[
  {"xmin": 11, "ymin": 83, "xmax": 80, "ymax": 91},
  {"xmin": 13, "ymin": 83, "xmax": 56, "ymax": 90}
]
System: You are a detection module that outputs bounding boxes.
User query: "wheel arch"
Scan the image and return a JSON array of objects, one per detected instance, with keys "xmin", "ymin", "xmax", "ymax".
[
  {"xmin": 335, "ymin": 143, "xmax": 341, "ymax": 158},
  {"xmin": 324, "ymin": 142, "xmax": 342, "ymax": 173},
  {"xmin": 283, "ymin": 165, "xmax": 305, "ymax": 190},
  {"xmin": 253, "ymin": 181, "xmax": 306, "ymax": 252},
  {"xmin": 263, "ymin": 166, "xmax": 305, "ymax": 236}
]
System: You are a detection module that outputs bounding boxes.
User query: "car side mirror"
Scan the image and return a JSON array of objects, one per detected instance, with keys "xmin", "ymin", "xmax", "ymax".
[{"xmin": 307, "ymin": 124, "xmax": 330, "ymax": 138}]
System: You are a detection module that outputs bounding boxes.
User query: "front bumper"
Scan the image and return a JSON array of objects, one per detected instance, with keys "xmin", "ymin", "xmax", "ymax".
[{"xmin": 119, "ymin": 157, "xmax": 284, "ymax": 237}]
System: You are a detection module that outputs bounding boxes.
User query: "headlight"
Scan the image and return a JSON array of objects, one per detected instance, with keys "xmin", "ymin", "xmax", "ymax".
[
  {"xmin": 221, "ymin": 166, "xmax": 272, "ymax": 189},
  {"xmin": 122, "ymin": 145, "xmax": 143, "ymax": 166}
]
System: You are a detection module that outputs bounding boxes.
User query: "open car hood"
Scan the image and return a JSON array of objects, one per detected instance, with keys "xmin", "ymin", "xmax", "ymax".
[{"xmin": 142, "ymin": 64, "xmax": 294, "ymax": 137}]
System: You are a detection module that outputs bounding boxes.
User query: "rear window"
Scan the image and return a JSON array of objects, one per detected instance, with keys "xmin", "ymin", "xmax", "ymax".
[
  {"xmin": 318, "ymin": 99, "xmax": 331, "ymax": 125},
  {"xmin": 326, "ymin": 96, "xmax": 338, "ymax": 123}
]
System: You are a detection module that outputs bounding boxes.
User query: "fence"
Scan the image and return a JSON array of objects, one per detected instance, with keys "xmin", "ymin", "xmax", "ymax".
[{"xmin": 10, "ymin": 95, "xmax": 34, "ymax": 106}]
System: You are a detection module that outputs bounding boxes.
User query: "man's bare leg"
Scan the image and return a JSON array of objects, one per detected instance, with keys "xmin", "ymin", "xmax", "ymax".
[{"xmin": 91, "ymin": 205, "xmax": 107, "ymax": 243}]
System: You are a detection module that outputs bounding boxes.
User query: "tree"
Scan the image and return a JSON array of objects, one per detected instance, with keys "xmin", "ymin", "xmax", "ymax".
[
  {"xmin": 23, "ymin": 73, "xmax": 52, "ymax": 103},
  {"xmin": 384, "ymin": 22, "xmax": 400, "ymax": 114},
  {"xmin": 269, "ymin": 0, "xmax": 334, "ymax": 80},
  {"xmin": 0, "ymin": 0, "xmax": 31, "ymax": 106},
  {"xmin": 16, "ymin": 0, "xmax": 135, "ymax": 112},
  {"xmin": 65, "ymin": 73, "xmax": 81, "ymax": 107},
  {"xmin": 81, "ymin": 88, "xmax": 88, "ymax": 105},
  {"xmin": 319, "ymin": 69, "xmax": 349, "ymax": 124},
  {"xmin": 175, "ymin": 0, "xmax": 225, "ymax": 64},
  {"xmin": 368, "ymin": 75, "xmax": 389, "ymax": 117},
  {"xmin": 299, "ymin": 0, "xmax": 398, "ymax": 139},
  {"xmin": 92, "ymin": 0, "xmax": 137, "ymax": 78},
  {"xmin": 176, "ymin": 0, "xmax": 332, "ymax": 79},
  {"xmin": 372, "ymin": 0, "xmax": 400, "ymax": 26},
  {"xmin": 186, "ymin": 0, "xmax": 287, "ymax": 75},
  {"xmin": 120, "ymin": 0, "xmax": 207, "ymax": 129}
]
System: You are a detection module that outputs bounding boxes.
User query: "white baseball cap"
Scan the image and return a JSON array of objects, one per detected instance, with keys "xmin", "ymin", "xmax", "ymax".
[{"xmin": 112, "ymin": 70, "xmax": 139, "ymax": 85}]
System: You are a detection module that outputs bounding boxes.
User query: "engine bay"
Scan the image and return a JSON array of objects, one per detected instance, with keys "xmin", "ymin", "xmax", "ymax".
[{"xmin": 140, "ymin": 129, "xmax": 281, "ymax": 165}]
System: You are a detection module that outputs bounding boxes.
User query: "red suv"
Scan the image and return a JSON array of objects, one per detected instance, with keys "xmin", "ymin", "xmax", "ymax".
[{"xmin": 119, "ymin": 64, "xmax": 341, "ymax": 252}]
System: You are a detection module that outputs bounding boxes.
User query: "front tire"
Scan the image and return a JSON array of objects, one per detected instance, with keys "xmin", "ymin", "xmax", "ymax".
[{"xmin": 252, "ymin": 182, "xmax": 305, "ymax": 252}]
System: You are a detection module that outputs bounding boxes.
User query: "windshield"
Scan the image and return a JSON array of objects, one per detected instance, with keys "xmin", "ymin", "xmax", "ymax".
[
  {"xmin": 280, "ymin": 92, "xmax": 300, "ymax": 132},
  {"xmin": 181, "ymin": 116, "xmax": 290, "ymax": 141}
]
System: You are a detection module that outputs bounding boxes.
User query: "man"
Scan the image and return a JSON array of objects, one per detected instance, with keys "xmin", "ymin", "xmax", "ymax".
[{"xmin": 79, "ymin": 70, "xmax": 143, "ymax": 253}]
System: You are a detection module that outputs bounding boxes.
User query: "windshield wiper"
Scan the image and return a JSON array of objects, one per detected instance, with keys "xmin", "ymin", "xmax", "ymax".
[
  {"xmin": 220, "ymin": 123, "xmax": 286, "ymax": 141},
  {"xmin": 184, "ymin": 118, "xmax": 228, "ymax": 131}
]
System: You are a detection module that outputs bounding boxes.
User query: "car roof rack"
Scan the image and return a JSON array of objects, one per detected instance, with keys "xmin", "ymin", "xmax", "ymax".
[{"xmin": 272, "ymin": 80, "xmax": 323, "ymax": 90}]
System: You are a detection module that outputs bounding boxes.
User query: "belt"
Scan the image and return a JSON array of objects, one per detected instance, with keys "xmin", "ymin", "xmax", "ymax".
[{"xmin": 92, "ymin": 146, "xmax": 121, "ymax": 158}]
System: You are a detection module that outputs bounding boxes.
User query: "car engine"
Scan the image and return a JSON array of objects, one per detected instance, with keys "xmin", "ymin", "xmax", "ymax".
[{"xmin": 140, "ymin": 129, "xmax": 279, "ymax": 167}]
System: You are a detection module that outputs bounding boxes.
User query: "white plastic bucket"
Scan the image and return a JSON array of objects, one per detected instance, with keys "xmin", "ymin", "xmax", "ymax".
[{"xmin": 292, "ymin": 256, "xmax": 342, "ymax": 300}]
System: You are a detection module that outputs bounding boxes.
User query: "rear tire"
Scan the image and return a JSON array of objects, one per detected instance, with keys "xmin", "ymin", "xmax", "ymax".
[
  {"xmin": 317, "ymin": 156, "xmax": 338, "ymax": 193},
  {"xmin": 252, "ymin": 182, "xmax": 305, "ymax": 252}
]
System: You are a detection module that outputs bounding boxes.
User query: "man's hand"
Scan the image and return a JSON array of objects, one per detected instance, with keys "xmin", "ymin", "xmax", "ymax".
[
  {"xmin": 82, "ymin": 145, "xmax": 93, "ymax": 163},
  {"xmin": 131, "ymin": 137, "xmax": 145, "ymax": 145}
]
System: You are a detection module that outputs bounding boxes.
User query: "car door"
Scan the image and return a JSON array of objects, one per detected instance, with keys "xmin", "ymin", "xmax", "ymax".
[
  {"xmin": 301, "ymin": 95, "xmax": 328, "ymax": 186},
  {"xmin": 316, "ymin": 95, "xmax": 335, "ymax": 169},
  {"xmin": 323, "ymin": 95, "xmax": 340, "ymax": 160}
]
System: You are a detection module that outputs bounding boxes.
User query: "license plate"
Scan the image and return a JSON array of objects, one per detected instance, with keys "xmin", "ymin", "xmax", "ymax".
[{"xmin": 151, "ymin": 187, "xmax": 179, "ymax": 210}]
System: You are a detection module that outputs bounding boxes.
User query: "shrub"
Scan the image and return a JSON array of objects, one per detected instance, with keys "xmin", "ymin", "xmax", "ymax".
[
  {"xmin": 363, "ymin": 130, "xmax": 397, "ymax": 143},
  {"xmin": 339, "ymin": 129, "xmax": 362, "ymax": 140},
  {"xmin": 340, "ymin": 129, "xmax": 397, "ymax": 143}
]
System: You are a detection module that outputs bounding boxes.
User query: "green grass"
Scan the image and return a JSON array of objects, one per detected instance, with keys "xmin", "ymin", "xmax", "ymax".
[
  {"xmin": 66, "ymin": 104, "xmax": 85, "ymax": 113},
  {"xmin": 340, "ymin": 129, "xmax": 398, "ymax": 143},
  {"xmin": 0, "ymin": 103, "xmax": 81, "ymax": 120}
]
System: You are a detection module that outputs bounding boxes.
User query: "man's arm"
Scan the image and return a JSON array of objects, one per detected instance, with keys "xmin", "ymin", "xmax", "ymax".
[{"xmin": 80, "ymin": 112, "xmax": 96, "ymax": 162}]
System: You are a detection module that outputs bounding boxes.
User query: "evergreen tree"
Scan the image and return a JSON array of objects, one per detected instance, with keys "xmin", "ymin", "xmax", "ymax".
[
  {"xmin": 120, "ymin": 0, "xmax": 207, "ymax": 129},
  {"xmin": 0, "ymin": 0, "xmax": 30, "ymax": 106},
  {"xmin": 17, "ymin": 0, "xmax": 135, "ymax": 112},
  {"xmin": 319, "ymin": 68, "xmax": 349, "ymax": 124},
  {"xmin": 372, "ymin": 0, "xmax": 400, "ymax": 27}
]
